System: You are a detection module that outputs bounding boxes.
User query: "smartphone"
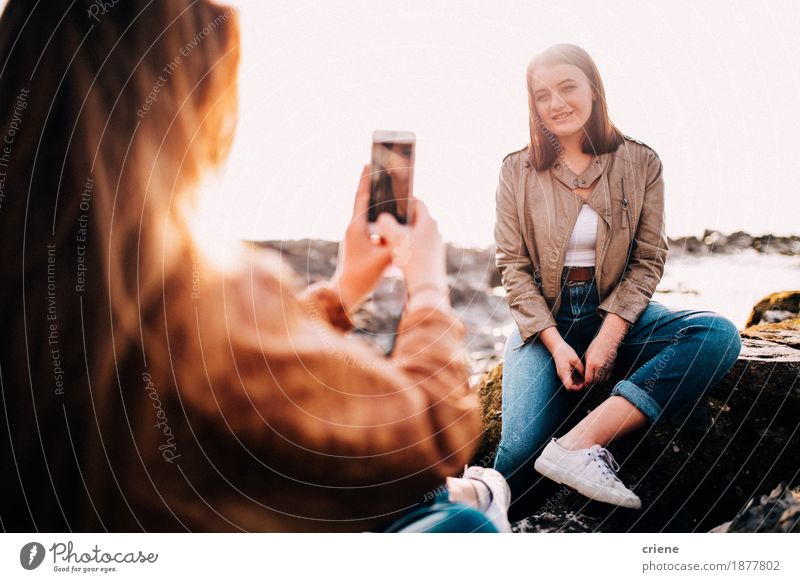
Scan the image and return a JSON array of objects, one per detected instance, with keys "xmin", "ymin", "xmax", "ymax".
[{"xmin": 368, "ymin": 130, "xmax": 416, "ymax": 227}]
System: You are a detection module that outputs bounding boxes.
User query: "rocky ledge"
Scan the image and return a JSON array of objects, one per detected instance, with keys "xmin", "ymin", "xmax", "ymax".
[
  {"xmin": 710, "ymin": 483, "xmax": 800, "ymax": 533},
  {"xmin": 670, "ymin": 231, "xmax": 800, "ymax": 257}
]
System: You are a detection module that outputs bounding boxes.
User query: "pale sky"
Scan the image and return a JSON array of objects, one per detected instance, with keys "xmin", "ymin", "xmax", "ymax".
[
  {"xmin": 206, "ymin": 0, "xmax": 800, "ymax": 247},
  {"xmin": 4, "ymin": 0, "xmax": 799, "ymax": 247}
]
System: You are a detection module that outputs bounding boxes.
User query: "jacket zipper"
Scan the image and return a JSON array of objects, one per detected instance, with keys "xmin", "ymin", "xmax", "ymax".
[{"xmin": 621, "ymin": 178, "xmax": 630, "ymax": 230}]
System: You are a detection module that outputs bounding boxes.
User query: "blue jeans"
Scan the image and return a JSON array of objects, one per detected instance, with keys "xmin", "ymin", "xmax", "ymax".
[
  {"xmin": 494, "ymin": 279, "xmax": 741, "ymax": 483},
  {"xmin": 380, "ymin": 489, "xmax": 498, "ymax": 533}
]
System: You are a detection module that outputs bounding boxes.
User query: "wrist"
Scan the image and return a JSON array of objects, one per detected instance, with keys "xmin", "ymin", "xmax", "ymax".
[
  {"xmin": 539, "ymin": 327, "xmax": 566, "ymax": 353},
  {"xmin": 329, "ymin": 273, "xmax": 360, "ymax": 314},
  {"xmin": 599, "ymin": 313, "xmax": 630, "ymax": 343},
  {"xmin": 406, "ymin": 286, "xmax": 450, "ymax": 313},
  {"xmin": 407, "ymin": 282, "xmax": 448, "ymax": 297}
]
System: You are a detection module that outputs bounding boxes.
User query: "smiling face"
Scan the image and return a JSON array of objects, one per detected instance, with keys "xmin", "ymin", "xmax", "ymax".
[{"xmin": 530, "ymin": 62, "xmax": 596, "ymax": 140}]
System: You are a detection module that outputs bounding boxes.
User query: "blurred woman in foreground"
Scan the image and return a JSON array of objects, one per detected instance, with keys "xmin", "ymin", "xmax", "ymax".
[{"xmin": 0, "ymin": 0, "xmax": 508, "ymax": 532}]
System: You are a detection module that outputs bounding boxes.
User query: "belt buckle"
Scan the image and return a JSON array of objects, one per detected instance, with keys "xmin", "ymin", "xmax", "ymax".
[{"xmin": 562, "ymin": 267, "xmax": 580, "ymax": 287}]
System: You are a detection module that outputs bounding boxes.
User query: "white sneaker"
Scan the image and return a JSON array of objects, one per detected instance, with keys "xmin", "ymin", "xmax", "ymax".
[
  {"xmin": 462, "ymin": 465, "xmax": 512, "ymax": 532},
  {"xmin": 534, "ymin": 439, "xmax": 642, "ymax": 510}
]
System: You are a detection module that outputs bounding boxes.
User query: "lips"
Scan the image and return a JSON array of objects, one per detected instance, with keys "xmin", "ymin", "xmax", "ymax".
[{"xmin": 552, "ymin": 111, "xmax": 573, "ymax": 121}]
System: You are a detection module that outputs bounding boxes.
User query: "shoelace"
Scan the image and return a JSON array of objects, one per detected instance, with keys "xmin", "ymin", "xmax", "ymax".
[{"xmin": 587, "ymin": 447, "xmax": 622, "ymax": 482}]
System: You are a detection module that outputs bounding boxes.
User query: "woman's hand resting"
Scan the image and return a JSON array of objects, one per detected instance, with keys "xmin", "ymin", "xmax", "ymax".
[
  {"xmin": 551, "ymin": 341, "xmax": 586, "ymax": 391},
  {"xmin": 583, "ymin": 334, "xmax": 619, "ymax": 386},
  {"xmin": 583, "ymin": 313, "xmax": 629, "ymax": 385}
]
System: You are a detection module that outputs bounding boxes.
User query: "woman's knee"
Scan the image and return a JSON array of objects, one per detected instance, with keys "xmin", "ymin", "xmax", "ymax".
[{"xmin": 692, "ymin": 313, "xmax": 742, "ymax": 366}]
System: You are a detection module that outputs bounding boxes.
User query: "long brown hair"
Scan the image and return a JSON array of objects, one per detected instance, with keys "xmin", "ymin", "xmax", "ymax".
[
  {"xmin": 526, "ymin": 43, "xmax": 623, "ymax": 171},
  {"xmin": 0, "ymin": 0, "xmax": 239, "ymax": 530}
]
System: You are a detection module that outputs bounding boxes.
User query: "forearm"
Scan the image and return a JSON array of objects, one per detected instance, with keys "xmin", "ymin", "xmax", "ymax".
[
  {"xmin": 327, "ymin": 273, "xmax": 361, "ymax": 315},
  {"xmin": 598, "ymin": 312, "xmax": 631, "ymax": 344},
  {"xmin": 539, "ymin": 325, "xmax": 565, "ymax": 354},
  {"xmin": 535, "ymin": 312, "xmax": 630, "ymax": 357},
  {"xmin": 406, "ymin": 284, "xmax": 451, "ymax": 314}
]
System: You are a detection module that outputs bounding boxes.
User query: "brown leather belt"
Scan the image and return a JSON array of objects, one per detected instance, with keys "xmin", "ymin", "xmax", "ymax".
[{"xmin": 561, "ymin": 266, "xmax": 595, "ymax": 286}]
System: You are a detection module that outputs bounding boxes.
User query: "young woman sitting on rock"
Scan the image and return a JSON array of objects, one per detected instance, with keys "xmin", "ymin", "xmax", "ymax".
[{"xmin": 493, "ymin": 43, "xmax": 742, "ymax": 509}]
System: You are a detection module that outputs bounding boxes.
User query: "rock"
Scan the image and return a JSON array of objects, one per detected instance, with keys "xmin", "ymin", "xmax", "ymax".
[
  {"xmin": 712, "ymin": 483, "xmax": 800, "ymax": 533},
  {"xmin": 257, "ymin": 239, "xmax": 339, "ymax": 284},
  {"xmin": 512, "ymin": 507, "xmax": 597, "ymax": 533},
  {"xmin": 475, "ymin": 334, "xmax": 800, "ymax": 532},
  {"xmin": 726, "ymin": 230, "xmax": 755, "ymax": 252},
  {"xmin": 486, "ymin": 250, "xmax": 502, "ymax": 288},
  {"xmin": 446, "ymin": 245, "xmax": 495, "ymax": 287},
  {"xmin": 474, "ymin": 363, "xmax": 504, "ymax": 466},
  {"xmin": 703, "ymin": 229, "xmax": 729, "ymax": 252},
  {"xmin": 752, "ymin": 235, "xmax": 800, "ymax": 256},
  {"xmin": 668, "ymin": 235, "xmax": 710, "ymax": 256},
  {"xmin": 746, "ymin": 291, "xmax": 800, "ymax": 327},
  {"xmin": 666, "ymin": 232, "xmax": 800, "ymax": 256},
  {"xmin": 741, "ymin": 319, "xmax": 800, "ymax": 349},
  {"xmin": 448, "ymin": 277, "xmax": 490, "ymax": 308}
]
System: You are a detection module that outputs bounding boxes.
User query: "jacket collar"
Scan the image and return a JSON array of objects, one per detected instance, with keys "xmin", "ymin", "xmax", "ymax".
[
  {"xmin": 550, "ymin": 152, "xmax": 611, "ymax": 190},
  {"xmin": 547, "ymin": 153, "xmax": 613, "ymax": 228}
]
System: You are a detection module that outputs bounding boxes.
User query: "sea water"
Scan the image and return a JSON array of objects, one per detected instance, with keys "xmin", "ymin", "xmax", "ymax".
[{"xmin": 653, "ymin": 250, "xmax": 800, "ymax": 328}]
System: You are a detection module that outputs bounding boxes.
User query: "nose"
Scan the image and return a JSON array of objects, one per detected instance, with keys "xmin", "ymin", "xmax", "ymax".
[{"xmin": 551, "ymin": 92, "xmax": 568, "ymax": 111}]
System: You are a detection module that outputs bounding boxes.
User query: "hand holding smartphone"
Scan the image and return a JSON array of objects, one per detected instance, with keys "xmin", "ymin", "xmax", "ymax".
[{"xmin": 365, "ymin": 130, "xmax": 415, "ymax": 355}]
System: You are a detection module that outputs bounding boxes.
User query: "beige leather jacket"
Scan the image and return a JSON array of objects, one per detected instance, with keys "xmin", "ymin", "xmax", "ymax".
[{"xmin": 494, "ymin": 137, "xmax": 668, "ymax": 346}]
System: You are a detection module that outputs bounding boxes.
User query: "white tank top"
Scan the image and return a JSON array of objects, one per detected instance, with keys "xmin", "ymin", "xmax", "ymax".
[{"xmin": 564, "ymin": 204, "xmax": 598, "ymax": 266}]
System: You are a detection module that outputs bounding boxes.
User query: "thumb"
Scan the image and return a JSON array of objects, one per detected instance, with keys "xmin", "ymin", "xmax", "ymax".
[
  {"xmin": 573, "ymin": 358, "xmax": 585, "ymax": 377},
  {"xmin": 412, "ymin": 198, "xmax": 430, "ymax": 225},
  {"xmin": 583, "ymin": 365, "xmax": 594, "ymax": 386},
  {"xmin": 375, "ymin": 213, "xmax": 406, "ymax": 247}
]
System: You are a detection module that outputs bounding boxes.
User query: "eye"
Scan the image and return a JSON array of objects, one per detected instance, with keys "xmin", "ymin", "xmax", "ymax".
[
  {"xmin": 536, "ymin": 94, "xmax": 548, "ymax": 102},
  {"xmin": 562, "ymin": 85, "xmax": 576, "ymax": 92}
]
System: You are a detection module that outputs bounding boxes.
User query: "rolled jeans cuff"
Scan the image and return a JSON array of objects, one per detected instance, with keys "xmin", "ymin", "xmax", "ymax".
[{"xmin": 610, "ymin": 379, "xmax": 663, "ymax": 424}]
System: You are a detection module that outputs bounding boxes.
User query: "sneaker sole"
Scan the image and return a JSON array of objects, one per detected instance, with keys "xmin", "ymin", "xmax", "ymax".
[{"xmin": 534, "ymin": 457, "xmax": 642, "ymax": 510}]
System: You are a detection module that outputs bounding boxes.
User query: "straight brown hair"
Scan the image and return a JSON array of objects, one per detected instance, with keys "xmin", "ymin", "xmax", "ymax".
[
  {"xmin": 0, "ymin": 0, "xmax": 239, "ymax": 530},
  {"xmin": 526, "ymin": 43, "xmax": 624, "ymax": 171}
]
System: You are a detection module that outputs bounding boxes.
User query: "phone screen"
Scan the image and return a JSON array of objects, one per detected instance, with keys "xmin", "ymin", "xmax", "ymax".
[{"xmin": 369, "ymin": 131, "xmax": 415, "ymax": 225}]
